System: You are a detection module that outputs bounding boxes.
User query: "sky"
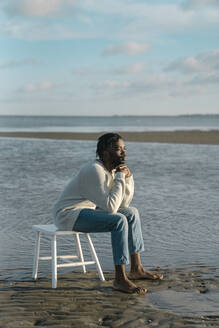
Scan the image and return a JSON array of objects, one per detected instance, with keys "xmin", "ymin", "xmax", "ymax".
[{"xmin": 1, "ymin": 0, "xmax": 219, "ymax": 116}]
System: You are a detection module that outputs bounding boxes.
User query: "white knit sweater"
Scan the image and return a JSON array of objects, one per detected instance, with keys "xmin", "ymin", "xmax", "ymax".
[{"xmin": 53, "ymin": 159, "xmax": 134, "ymax": 230}]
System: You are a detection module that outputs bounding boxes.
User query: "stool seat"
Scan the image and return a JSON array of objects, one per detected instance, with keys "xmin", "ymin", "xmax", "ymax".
[
  {"xmin": 32, "ymin": 224, "xmax": 105, "ymax": 288},
  {"xmin": 32, "ymin": 224, "xmax": 84, "ymax": 235}
]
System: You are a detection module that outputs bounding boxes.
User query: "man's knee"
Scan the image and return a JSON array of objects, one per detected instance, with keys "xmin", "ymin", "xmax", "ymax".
[
  {"xmin": 113, "ymin": 213, "xmax": 128, "ymax": 231},
  {"xmin": 127, "ymin": 206, "xmax": 139, "ymax": 218},
  {"xmin": 120, "ymin": 206, "xmax": 140, "ymax": 220}
]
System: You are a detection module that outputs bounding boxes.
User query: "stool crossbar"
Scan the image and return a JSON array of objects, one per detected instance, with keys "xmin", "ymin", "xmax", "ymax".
[{"xmin": 32, "ymin": 224, "xmax": 105, "ymax": 288}]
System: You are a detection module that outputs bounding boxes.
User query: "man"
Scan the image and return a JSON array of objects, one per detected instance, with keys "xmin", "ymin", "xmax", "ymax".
[{"xmin": 53, "ymin": 133, "xmax": 163, "ymax": 294}]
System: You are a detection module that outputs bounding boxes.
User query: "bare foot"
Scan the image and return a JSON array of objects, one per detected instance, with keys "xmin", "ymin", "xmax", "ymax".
[
  {"xmin": 113, "ymin": 278, "xmax": 147, "ymax": 294},
  {"xmin": 129, "ymin": 268, "xmax": 163, "ymax": 281}
]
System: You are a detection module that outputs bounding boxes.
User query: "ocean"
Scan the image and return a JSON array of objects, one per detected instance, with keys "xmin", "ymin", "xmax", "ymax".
[
  {"xmin": 0, "ymin": 137, "xmax": 218, "ymax": 275},
  {"xmin": 0, "ymin": 115, "xmax": 219, "ymax": 315},
  {"xmin": 1, "ymin": 114, "xmax": 219, "ymax": 132}
]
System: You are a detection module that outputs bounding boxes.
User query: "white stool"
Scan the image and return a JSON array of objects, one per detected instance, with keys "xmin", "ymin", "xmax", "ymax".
[{"xmin": 32, "ymin": 224, "xmax": 105, "ymax": 288}]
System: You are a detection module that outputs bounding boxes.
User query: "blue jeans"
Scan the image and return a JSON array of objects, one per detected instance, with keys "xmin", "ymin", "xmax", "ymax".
[{"xmin": 73, "ymin": 206, "xmax": 144, "ymax": 265}]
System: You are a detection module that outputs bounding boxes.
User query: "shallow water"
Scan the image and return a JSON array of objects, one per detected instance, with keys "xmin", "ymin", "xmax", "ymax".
[
  {"xmin": 0, "ymin": 137, "xmax": 219, "ymax": 279},
  {"xmin": 149, "ymin": 289, "xmax": 219, "ymax": 316}
]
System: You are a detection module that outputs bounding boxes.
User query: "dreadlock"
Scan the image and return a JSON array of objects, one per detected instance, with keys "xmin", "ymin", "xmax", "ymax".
[{"xmin": 96, "ymin": 133, "xmax": 122, "ymax": 160}]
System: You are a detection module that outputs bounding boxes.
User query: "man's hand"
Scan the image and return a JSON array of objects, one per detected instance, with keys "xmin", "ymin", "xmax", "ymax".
[{"xmin": 116, "ymin": 165, "xmax": 131, "ymax": 178}]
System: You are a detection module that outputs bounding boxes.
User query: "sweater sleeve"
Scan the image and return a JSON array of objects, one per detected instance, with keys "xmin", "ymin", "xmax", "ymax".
[
  {"xmin": 120, "ymin": 175, "xmax": 134, "ymax": 208},
  {"xmin": 78, "ymin": 163, "xmax": 126, "ymax": 213}
]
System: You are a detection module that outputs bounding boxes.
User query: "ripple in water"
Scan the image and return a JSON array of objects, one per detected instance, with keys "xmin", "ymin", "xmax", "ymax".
[{"xmin": 0, "ymin": 138, "xmax": 219, "ymax": 276}]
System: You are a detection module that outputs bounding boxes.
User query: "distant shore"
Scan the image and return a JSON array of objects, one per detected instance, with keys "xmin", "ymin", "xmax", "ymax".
[{"xmin": 0, "ymin": 130, "xmax": 219, "ymax": 144}]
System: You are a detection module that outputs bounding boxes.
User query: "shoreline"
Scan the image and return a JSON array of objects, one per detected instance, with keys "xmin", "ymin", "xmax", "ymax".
[
  {"xmin": 0, "ymin": 130, "xmax": 219, "ymax": 144},
  {"xmin": 0, "ymin": 266, "xmax": 219, "ymax": 327}
]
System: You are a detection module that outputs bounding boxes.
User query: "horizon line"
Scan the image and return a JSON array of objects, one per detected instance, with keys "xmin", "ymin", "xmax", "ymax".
[{"xmin": 1, "ymin": 113, "xmax": 219, "ymax": 118}]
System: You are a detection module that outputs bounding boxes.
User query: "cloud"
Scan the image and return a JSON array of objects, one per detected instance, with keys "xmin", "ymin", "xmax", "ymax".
[
  {"xmin": 18, "ymin": 81, "xmax": 61, "ymax": 93},
  {"xmin": 0, "ymin": 20, "xmax": 94, "ymax": 41},
  {"xmin": 102, "ymin": 42, "xmax": 150, "ymax": 56},
  {"xmin": 2, "ymin": 1, "xmax": 219, "ymax": 41},
  {"xmin": 72, "ymin": 66, "xmax": 96, "ymax": 76},
  {"xmin": 113, "ymin": 63, "xmax": 146, "ymax": 74},
  {"xmin": 129, "ymin": 74, "xmax": 176, "ymax": 94},
  {"xmin": 4, "ymin": 0, "xmax": 60, "ymax": 17},
  {"xmin": 3, "ymin": 0, "xmax": 78, "ymax": 18},
  {"xmin": 93, "ymin": 80, "xmax": 131, "ymax": 96},
  {"xmin": 102, "ymin": 80, "xmax": 130, "ymax": 88},
  {"xmin": 165, "ymin": 57, "xmax": 208, "ymax": 74},
  {"xmin": 82, "ymin": 1, "xmax": 219, "ymax": 39},
  {"xmin": 0, "ymin": 58, "xmax": 37, "ymax": 69},
  {"xmin": 93, "ymin": 74, "xmax": 175, "ymax": 97},
  {"xmin": 181, "ymin": 0, "xmax": 219, "ymax": 10},
  {"xmin": 73, "ymin": 62, "xmax": 147, "ymax": 77},
  {"xmin": 162, "ymin": 49, "xmax": 219, "ymax": 96},
  {"xmin": 93, "ymin": 65, "xmax": 219, "ymax": 99},
  {"xmin": 187, "ymin": 73, "xmax": 219, "ymax": 86},
  {"xmin": 165, "ymin": 49, "xmax": 219, "ymax": 74}
]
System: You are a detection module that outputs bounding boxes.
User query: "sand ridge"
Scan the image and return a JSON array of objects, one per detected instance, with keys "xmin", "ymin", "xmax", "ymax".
[{"xmin": 0, "ymin": 130, "xmax": 219, "ymax": 144}]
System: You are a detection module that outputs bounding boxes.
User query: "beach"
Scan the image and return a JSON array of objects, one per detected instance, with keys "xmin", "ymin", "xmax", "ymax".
[
  {"xmin": 1, "ymin": 134, "xmax": 219, "ymax": 327},
  {"xmin": 0, "ymin": 267, "xmax": 219, "ymax": 328},
  {"xmin": 0, "ymin": 129, "xmax": 219, "ymax": 144}
]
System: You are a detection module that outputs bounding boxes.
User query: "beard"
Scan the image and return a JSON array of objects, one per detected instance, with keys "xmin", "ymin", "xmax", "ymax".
[{"xmin": 111, "ymin": 154, "xmax": 126, "ymax": 168}]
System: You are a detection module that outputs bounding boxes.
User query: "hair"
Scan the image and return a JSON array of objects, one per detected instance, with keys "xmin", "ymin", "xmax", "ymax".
[{"xmin": 96, "ymin": 133, "xmax": 122, "ymax": 160}]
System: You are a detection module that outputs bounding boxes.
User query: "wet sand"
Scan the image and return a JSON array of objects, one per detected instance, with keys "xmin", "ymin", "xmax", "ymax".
[
  {"xmin": 0, "ymin": 130, "xmax": 219, "ymax": 144},
  {"xmin": 0, "ymin": 267, "xmax": 219, "ymax": 327}
]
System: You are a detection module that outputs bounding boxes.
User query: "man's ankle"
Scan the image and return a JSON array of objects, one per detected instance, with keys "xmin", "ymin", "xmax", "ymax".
[
  {"xmin": 130, "ymin": 264, "xmax": 143, "ymax": 272},
  {"xmin": 115, "ymin": 264, "xmax": 127, "ymax": 281}
]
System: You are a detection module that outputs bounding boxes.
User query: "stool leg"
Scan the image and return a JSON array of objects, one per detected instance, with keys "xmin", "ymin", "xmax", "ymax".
[
  {"xmin": 51, "ymin": 234, "xmax": 57, "ymax": 288},
  {"xmin": 86, "ymin": 234, "xmax": 105, "ymax": 281},
  {"xmin": 75, "ymin": 233, "xmax": 86, "ymax": 273},
  {"xmin": 32, "ymin": 231, "xmax": 41, "ymax": 280}
]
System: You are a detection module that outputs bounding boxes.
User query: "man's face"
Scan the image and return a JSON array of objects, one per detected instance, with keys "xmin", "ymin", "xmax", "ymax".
[{"xmin": 107, "ymin": 138, "xmax": 126, "ymax": 168}]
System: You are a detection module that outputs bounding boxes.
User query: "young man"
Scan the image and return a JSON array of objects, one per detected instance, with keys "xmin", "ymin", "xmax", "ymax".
[{"xmin": 53, "ymin": 133, "xmax": 163, "ymax": 294}]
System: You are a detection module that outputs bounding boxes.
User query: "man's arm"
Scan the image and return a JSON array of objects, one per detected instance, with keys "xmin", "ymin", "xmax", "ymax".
[
  {"xmin": 79, "ymin": 163, "xmax": 126, "ymax": 213},
  {"xmin": 116, "ymin": 164, "xmax": 134, "ymax": 208}
]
